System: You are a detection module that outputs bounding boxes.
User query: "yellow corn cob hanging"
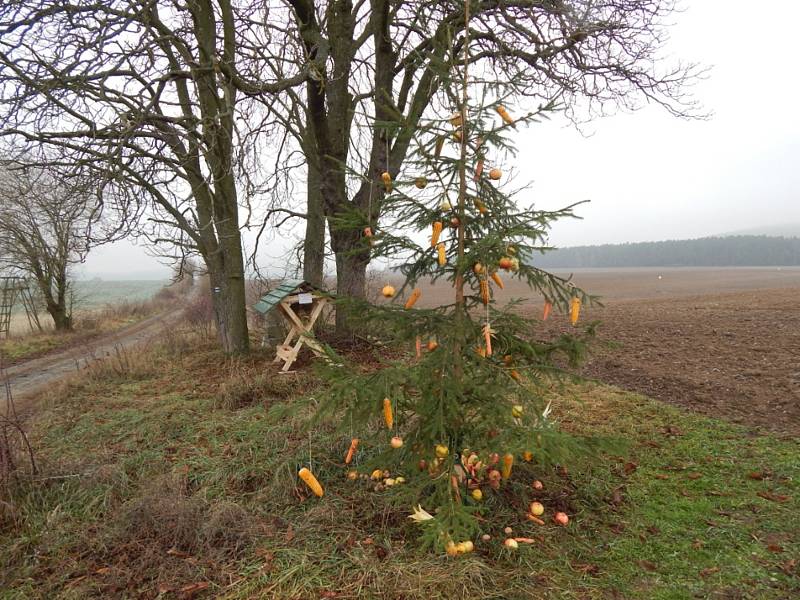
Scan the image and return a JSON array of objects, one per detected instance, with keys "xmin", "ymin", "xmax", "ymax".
[
  {"xmin": 501, "ymin": 453, "xmax": 514, "ymax": 479},
  {"xmin": 404, "ymin": 289, "xmax": 421, "ymax": 309},
  {"xmin": 437, "ymin": 242, "xmax": 446, "ymax": 266},
  {"xmin": 495, "ymin": 105, "xmax": 514, "ymax": 125},
  {"xmin": 381, "ymin": 171, "xmax": 392, "ymax": 193},
  {"xmin": 570, "ymin": 296, "xmax": 581, "ymax": 325},
  {"xmin": 430, "ymin": 221, "xmax": 443, "ymax": 247},
  {"xmin": 480, "ymin": 279, "xmax": 490, "ymax": 305},
  {"xmin": 383, "ymin": 397, "xmax": 394, "ymax": 429},
  {"xmin": 490, "ymin": 272, "xmax": 504, "ymax": 289},
  {"xmin": 298, "ymin": 467, "xmax": 324, "ymax": 497},
  {"xmin": 345, "ymin": 438, "xmax": 359, "ymax": 464}
]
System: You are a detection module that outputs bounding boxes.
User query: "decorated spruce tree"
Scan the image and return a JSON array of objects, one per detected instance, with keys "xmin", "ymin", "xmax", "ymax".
[{"xmin": 302, "ymin": 2, "xmax": 596, "ymax": 554}]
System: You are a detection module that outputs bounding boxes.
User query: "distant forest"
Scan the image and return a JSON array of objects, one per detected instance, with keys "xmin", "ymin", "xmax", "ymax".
[{"xmin": 534, "ymin": 235, "xmax": 800, "ymax": 268}]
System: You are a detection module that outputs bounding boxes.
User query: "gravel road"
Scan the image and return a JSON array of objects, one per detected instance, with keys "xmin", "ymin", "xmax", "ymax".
[{"xmin": 2, "ymin": 307, "xmax": 185, "ymax": 412}]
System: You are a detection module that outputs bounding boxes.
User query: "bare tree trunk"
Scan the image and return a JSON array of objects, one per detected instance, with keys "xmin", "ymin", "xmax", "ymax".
[
  {"xmin": 47, "ymin": 304, "xmax": 72, "ymax": 331},
  {"xmin": 303, "ymin": 160, "xmax": 325, "ymax": 288},
  {"xmin": 331, "ymin": 225, "xmax": 369, "ymax": 335}
]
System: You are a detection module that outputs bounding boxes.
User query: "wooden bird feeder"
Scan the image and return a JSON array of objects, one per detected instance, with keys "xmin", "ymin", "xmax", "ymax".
[{"xmin": 252, "ymin": 279, "xmax": 329, "ymax": 372}]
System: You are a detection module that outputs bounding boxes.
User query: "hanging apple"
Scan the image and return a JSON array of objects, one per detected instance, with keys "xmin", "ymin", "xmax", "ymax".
[{"xmin": 381, "ymin": 285, "xmax": 395, "ymax": 298}]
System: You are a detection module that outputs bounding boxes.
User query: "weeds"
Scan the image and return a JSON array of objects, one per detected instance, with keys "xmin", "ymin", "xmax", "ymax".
[{"xmin": 0, "ymin": 334, "xmax": 797, "ymax": 599}]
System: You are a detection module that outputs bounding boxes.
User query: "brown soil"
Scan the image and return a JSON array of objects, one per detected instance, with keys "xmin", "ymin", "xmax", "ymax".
[{"xmin": 406, "ymin": 267, "xmax": 800, "ymax": 437}]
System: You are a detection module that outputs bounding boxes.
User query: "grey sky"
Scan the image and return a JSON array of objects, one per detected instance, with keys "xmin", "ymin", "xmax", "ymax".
[{"xmin": 81, "ymin": 0, "xmax": 800, "ymax": 279}]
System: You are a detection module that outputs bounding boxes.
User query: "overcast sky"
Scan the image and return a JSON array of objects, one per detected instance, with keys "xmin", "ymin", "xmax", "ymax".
[{"xmin": 81, "ymin": 0, "xmax": 800, "ymax": 279}]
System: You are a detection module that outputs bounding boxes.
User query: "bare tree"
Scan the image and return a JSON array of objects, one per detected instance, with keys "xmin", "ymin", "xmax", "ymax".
[
  {"xmin": 0, "ymin": 165, "xmax": 99, "ymax": 331},
  {"xmin": 0, "ymin": 0, "xmax": 306, "ymax": 353},
  {"xmin": 260, "ymin": 0, "xmax": 703, "ymax": 333}
]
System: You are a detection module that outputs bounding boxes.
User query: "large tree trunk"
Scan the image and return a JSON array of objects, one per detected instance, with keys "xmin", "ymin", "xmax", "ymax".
[
  {"xmin": 303, "ymin": 160, "xmax": 325, "ymax": 288},
  {"xmin": 46, "ymin": 303, "xmax": 72, "ymax": 331},
  {"xmin": 207, "ymin": 245, "xmax": 249, "ymax": 354},
  {"xmin": 330, "ymin": 225, "xmax": 370, "ymax": 335}
]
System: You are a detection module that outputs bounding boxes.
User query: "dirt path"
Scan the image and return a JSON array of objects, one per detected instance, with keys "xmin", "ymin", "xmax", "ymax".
[
  {"xmin": 2, "ymin": 307, "xmax": 185, "ymax": 410},
  {"xmin": 548, "ymin": 287, "xmax": 800, "ymax": 438},
  {"xmin": 412, "ymin": 268, "xmax": 800, "ymax": 437}
]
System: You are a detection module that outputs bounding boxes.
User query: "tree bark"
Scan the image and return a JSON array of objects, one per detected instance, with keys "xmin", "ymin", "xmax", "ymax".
[
  {"xmin": 303, "ymin": 156, "xmax": 325, "ymax": 288},
  {"xmin": 47, "ymin": 303, "xmax": 72, "ymax": 331},
  {"xmin": 332, "ymin": 228, "xmax": 370, "ymax": 335},
  {"xmin": 206, "ymin": 232, "xmax": 249, "ymax": 354}
]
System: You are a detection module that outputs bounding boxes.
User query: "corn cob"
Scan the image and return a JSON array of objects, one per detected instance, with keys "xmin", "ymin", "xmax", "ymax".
[
  {"xmin": 298, "ymin": 467, "xmax": 324, "ymax": 497},
  {"xmin": 404, "ymin": 288, "xmax": 421, "ymax": 309},
  {"xmin": 430, "ymin": 221, "xmax": 443, "ymax": 247}
]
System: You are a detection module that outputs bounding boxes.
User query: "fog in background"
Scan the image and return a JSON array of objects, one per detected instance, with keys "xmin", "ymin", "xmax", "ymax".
[{"xmin": 80, "ymin": 0, "xmax": 800, "ymax": 280}]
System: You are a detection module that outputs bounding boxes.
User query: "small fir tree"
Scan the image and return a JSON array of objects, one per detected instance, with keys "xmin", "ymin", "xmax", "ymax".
[{"xmin": 308, "ymin": 0, "xmax": 598, "ymax": 553}]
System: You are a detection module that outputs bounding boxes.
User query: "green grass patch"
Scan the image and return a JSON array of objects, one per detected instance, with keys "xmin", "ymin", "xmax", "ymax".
[{"xmin": 1, "ymin": 336, "xmax": 797, "ymax": 599}]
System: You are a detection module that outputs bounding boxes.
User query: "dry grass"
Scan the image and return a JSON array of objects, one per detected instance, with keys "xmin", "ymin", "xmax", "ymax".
[{"xmin": 1, "ymin": 326, "xmax": 797, "ymax": 599}]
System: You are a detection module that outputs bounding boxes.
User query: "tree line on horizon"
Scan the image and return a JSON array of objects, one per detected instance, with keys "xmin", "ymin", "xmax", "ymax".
[{"xmin": 532, "ymin": 235, "xmax": 800, "ymax": 268}]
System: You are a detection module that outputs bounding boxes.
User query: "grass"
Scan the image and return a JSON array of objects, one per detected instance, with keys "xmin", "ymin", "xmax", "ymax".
[
  {"xmin": 0, "ymin": 285, "xmax": 184, "ymax": 364},
  {"xmin": 0, "ymin": 330, "xmax": 797, "ymax": 599}
]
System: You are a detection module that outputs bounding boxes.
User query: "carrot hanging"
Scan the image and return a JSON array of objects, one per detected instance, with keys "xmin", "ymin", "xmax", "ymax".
[
  {"xmin": 430, "ymin": 221, "xmax": 443, "ymax": 247},
  {"xmin": 490, "ymin": 272, "xmax": 504, "ymax": 289},
  {"xmin": 495, "ymin": 105, "xmax": 514, "ymax": 125},
  {"xmin": 437, "ymin": 242, "xmax": 446, "ymax": 266},
  {"xmin": 483, "ymin": 323, "xmax": 493, "ymax": 356},
  {"xmin": 415, "ymin": 336, "xmax": 422, "ymax": 359},
  {"xmin": 404, "ymin": 289, "xmax": 421, "ymax": 309},
  {"xmin": 474, "ymin": 158, "xmax": 484, "ymax": 180},
  {"xmin": 344, "ymin": 438, "xmax": 359, "ymax": 464},
  {"xmin": 501, "ymin": 453, "xmax": 514, "ymax": 479},
  {"xmin": 570, "ymin": 296, "xmax": 581, "ymax": 325},
  {"xmin": 383, "ymin": 397, "xmax": 394, "ymax": 429},
  {"xmin": 542, "ymin": 300, "xmax": 552, "ymax": 321},
  {"xmin": 298, "ymin": 467, "xmax": 324, "ymax": 497}
]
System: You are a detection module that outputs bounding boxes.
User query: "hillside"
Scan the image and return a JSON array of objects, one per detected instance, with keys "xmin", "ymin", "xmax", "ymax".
[{"xmin": 534, "ymin": 235, "xmax": 800, "ymax": 268}]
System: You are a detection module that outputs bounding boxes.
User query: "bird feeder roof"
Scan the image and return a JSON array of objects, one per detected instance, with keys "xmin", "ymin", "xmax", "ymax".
[{"xmin": 252, "ymin": 279, "xmax": 322, "ymax": 315}]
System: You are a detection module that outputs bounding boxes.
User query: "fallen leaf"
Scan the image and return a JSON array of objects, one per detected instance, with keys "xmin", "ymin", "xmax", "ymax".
[
  {"xmin": 94, "ymin": 567, "xmax": 111, "ymax": 575},
  {"xmin": 638, "ymin": 560, "xmax": 657, "ymax": 572},
  {"xmin": 766, "ymin": 544, "xmax": 784, "ymax": 553},
  {"xmin": 747, "ymin": 471, "xmax": 768, "ymax": 480},
  {"xmin": 757, "ymin": 491, "xmax": 790, "ymax": 503},
  {"xmin": 780, "ymin": 559, "xmax": 797, "ymax": 575},
  {"xmin": 699, "ymin": 566, "xmax": 720, "ymax": 578},
  {"xmin": 167, "ymin": 547, "xmax": 190, "ymax": 558},
  {"xmin": 284, "ymin": 524, "xmax": 295, "ymax": 543},
  {"xmin": 654, "ymin": 474, "xmax": 669, "ymax": 480},
  {"xmin": 687, "ymin": 472, "xmax": 702, "ymax": 480},
  {"xmin": 572, "ymin": 562, "xmax": 600, "ymax": 575},
  {"xmin": 646, "ymin": 525, "xmax": 660, "ymax": 536},
  {"xmin": 178, "ymin": 582, "xmax": 209, "ymax": 599},
  {"xmin": 692, "ymin": 539, "xmax": 704, "ymax": 549},
  {"xmin": 623, "ymin": 462, "xmax": 638, "ymax": 476},
  {"xmin": 662, "ymin": 425, "xmax": 683, "ymax": 436}
]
